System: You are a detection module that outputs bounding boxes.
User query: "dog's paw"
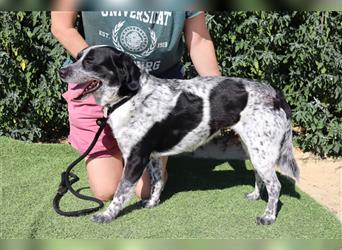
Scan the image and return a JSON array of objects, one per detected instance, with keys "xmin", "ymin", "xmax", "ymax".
[
  {"xmin": 139, "ymin": 199, "xmax": 160, "ymax": 208},
  {"xmin": 244, "ymin": 191, "xmax": 260, "ymax": 201},
  {"xmin": 256, "ymin": 215, "xmax": 275, "ymax": 225},
  {"xmin": 91, "ymin": 213, "xmax": 113, "ymax": 224}
]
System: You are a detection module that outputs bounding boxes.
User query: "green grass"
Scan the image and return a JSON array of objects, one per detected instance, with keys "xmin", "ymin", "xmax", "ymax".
[{"xmin": 0, "ymin": 136, "xmax": 341, "ymax": 239}]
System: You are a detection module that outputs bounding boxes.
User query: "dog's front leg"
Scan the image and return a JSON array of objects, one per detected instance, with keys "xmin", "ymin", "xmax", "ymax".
[
  {"xmin": 141, "ymin": 156, "xmax": 164, "ymax": 208},
  {"xmin": 91, "ymin": 154, "xmax": 149, "ymax": 224},
  {"xmin": 91, "ymin": 177, "xmax": 135, "ymax": 223}
]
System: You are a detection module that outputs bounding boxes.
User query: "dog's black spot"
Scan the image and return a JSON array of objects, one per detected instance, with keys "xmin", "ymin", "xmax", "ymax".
[
  {"xmin": 209, "ymin": 79, "xmax": 248, "ymax": 134},
  {"xmin": 273, "ymin": 89, "xmax": 291, "ymax": 119},
  {"xmin": 124, "ymin": 92, "xmax": 203, "ymax": 183},
  {"xmin": 141, "ymin": 92, "xmax": 154, "ymax": 107},
  {"xmin": 156, "ymin": 92, "xmax": 203, "ymax": 152},
  {"xmin": 273, "ymin": 97, "xmax": 280, "ymax": 110},
  {"xmin": 279, "ymin": 132, "xmax": 286, "ymax": 150},
  {"xmin": 124, "ymin": 149, "xmax": 151, "ymax": 184}
]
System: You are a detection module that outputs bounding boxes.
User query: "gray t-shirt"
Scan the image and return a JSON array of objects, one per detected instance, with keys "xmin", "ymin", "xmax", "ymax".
[{"xmin": 80, "ymin": 11, "xmax": 200, "ymax": 78}]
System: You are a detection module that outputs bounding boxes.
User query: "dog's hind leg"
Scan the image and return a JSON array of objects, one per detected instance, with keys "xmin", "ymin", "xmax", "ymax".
[
  {"xmin": 245, "ymin": 171, "xmax": 264, "ymax": 201},
  {"xmin": 233, "ymin": 120, "xmax": 283, "ymax": 225},
  {"xmin": 245, "ymin": 142, "xmax": 281, "ymax": 225},
  {"xmin": 242, "ymin": 142, "xmax": 281, "ymax": 225},
  {"xmin": 141, "ymin": 156, "xmax": 164, "ymax": 208},
  {"xmin": 254, "ymin": 166, "xmax": 281, "ymax": 225}
]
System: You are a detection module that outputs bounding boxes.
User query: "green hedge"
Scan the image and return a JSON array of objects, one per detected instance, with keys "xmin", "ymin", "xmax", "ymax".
[
  {"xmin": 1, "ymin": 11, "xmax": 341, "ymax": 156},
  {"xmin": 186, "ymin": 11, "xmax": 342, "ymax": 157},
  {"xmin": 0, "ymin": 12, "xmax": 68, "ymax": 141}
]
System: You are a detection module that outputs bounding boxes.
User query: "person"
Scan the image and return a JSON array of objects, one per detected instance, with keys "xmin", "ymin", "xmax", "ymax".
[{"xmin": 51, "ymin": 10, "xmax": 221, "ymax": 202}]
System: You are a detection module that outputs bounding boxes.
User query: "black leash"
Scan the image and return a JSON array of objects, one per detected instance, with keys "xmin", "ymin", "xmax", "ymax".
[{"xmin": 53, "ymin": 96, "xmax": 131, "ymax": 217}]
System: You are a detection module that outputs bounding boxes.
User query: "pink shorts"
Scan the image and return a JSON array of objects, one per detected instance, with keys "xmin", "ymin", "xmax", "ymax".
[{"xmin": 62, "ymin": 83, "xmax": 120, "ymax": 159}]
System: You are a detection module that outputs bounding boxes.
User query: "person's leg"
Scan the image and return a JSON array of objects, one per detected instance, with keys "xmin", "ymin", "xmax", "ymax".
[
  {"xmin": 91, "ymin": 156, "xmax": 168, "ymax": 202},
  {"xmin": 135, "ymin": 169, "xmax": 151, "ymax": 200},
  {"xmin": 161, "ymin": 156, "xmax": 169, "ymax": 181},
  {"xmin": 86, "ymin": 153, "xmax": 123, "ymax": 201},
  {"xmin": 87, "ymin": 153, "xmax": 152, "ymax": 202}
]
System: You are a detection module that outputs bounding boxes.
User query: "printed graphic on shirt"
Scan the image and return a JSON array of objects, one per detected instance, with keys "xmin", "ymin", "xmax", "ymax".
[
  {"xmin": 112, "ymin": 21, "xmax": 157, "ymax": 59},
  {"xmin": 101, "ymin": 11, "xmax": 172, "ymax": 26}
]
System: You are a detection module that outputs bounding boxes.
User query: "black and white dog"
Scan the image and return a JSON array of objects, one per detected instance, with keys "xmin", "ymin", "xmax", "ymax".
[{"xmin": 59, "ymin": 45, "xmax": 299, "ymax": 225}]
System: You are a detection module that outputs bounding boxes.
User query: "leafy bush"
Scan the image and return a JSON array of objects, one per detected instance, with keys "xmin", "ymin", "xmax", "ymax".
[
  {"xmin": 0, "ymin": 11, "xmax": 68, "ymax": 141},
  {"xmin": 0, "ymin": 11, "xmax": 341, "ymax": 156},
  {"xmin": 186, "ymin": 11, "xmax": 341, "ymax": 157}
]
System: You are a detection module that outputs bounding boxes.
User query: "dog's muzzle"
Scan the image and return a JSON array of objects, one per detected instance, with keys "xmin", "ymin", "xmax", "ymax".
[
  {"xmin": 59, "ymin": 67, "xmax": 71, "ymax": 80},
  {"xmin": 73, "ymin": 80, "xmax": 103, "ymax": 101}
]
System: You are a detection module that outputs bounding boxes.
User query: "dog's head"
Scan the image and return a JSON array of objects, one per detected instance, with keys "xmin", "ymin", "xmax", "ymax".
[{"xmin": 59, "ymin": 45, "xmax": 141, "ymax": 106}]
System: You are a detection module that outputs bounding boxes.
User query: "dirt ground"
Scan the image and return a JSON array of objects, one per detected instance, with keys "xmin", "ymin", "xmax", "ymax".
[{"xmin": 293, "ymin": 148, "xmax": 342, "ymax": 221}]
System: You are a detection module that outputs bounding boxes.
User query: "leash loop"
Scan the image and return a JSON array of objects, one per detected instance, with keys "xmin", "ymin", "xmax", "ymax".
[
  {"xmin": 57, "ymin": 172, "xmax": 79, "ymax": 195},
  {"xmin": 53, "ymin": 120, "xmax": 106, "ymax": 217}
]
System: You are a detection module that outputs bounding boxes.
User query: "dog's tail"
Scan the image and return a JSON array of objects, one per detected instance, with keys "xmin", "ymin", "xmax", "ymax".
[
  {"xmin": 277, "ymin": 103, "xmax": 300, "ymax": 181},
  {"xmin": 274, "ymin": 88, "xmax": 299, "ymax": 181}
]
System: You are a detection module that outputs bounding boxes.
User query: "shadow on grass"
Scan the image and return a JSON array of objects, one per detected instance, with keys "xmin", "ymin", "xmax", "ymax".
[
  {"xmin": 162, "ymin": 157, "xmax": 300, "ymax": 206},
  {"xmin": 75, "ymin": 156, "xmax": 300, "ymax": 219},
  {"xmin": 75, "ymin": 187, "xmax": 144, "ymax": 219}
]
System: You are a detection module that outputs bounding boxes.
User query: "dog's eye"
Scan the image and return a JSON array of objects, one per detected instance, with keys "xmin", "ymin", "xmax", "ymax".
[{"xmin": 83, "ymin": 58, "xmax": 93, "ymax": 65}]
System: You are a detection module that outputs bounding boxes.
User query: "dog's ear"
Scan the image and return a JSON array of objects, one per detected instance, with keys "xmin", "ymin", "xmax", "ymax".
[
  {"xmin": 121, "ymin": 54, "xmax": 141, "ymax": 91},
  {"xmin": 107, "ymin": 48, "xmax": 141, "ymax": 95},
  {"xmin": 113, "ymin": 53, "xmax": 141, "ymax": 95}
]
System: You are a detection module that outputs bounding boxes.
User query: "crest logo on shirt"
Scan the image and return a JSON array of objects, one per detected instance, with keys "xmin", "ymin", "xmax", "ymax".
[{"xmin": 112, "ymin": 21, "xmax": 157, "ymax": 58}]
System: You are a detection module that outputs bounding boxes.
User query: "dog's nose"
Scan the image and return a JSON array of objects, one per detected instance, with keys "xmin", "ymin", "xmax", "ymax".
[{"xmin": 59, "ymin": 67, "xmax": 70, "ymax": 79}]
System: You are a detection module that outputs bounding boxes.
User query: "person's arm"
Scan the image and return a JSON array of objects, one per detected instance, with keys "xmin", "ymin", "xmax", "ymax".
[
  {"xmin": 184, "ymin": 12, "xmax": 221, "ymax": 77},
  {"xmin": 51, "ymin": 11, "xmax": 88, "ymax": 58}
]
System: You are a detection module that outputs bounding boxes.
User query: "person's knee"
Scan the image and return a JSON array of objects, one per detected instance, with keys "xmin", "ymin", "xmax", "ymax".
[
  {"xmin": 86, "ymin": 155, "xmax": 123, "ymax": 202},
  {"xmin": 94, "ymin": 183, "xmax": 149, "ymax": 201},
  {"xmin": 135, "ymin": 170, "xmax": 151, "ymax": 200},
  {"xmin": 135, "ymin": 186, "xmax": 150, "ymax": 200},
  {"xmin": 92, "ymin": 188, "xmax": 115, "ymax": 202}
]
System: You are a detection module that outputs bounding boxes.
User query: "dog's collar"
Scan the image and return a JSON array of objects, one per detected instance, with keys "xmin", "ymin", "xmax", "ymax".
[{"xmin": 106, "ymin": 95, "xmax": 133, "ymax": 117}]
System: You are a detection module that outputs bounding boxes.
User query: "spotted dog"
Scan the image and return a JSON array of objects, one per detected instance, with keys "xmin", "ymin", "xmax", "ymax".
[{"xmin": 59, "ymin": 45, "xmax": 299, "ymax": 225}]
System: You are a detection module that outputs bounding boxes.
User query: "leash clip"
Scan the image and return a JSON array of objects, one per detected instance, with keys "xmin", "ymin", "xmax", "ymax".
[{"xmin": 96, "ymin": 117, "xmax": 107, "ymax": 127}]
